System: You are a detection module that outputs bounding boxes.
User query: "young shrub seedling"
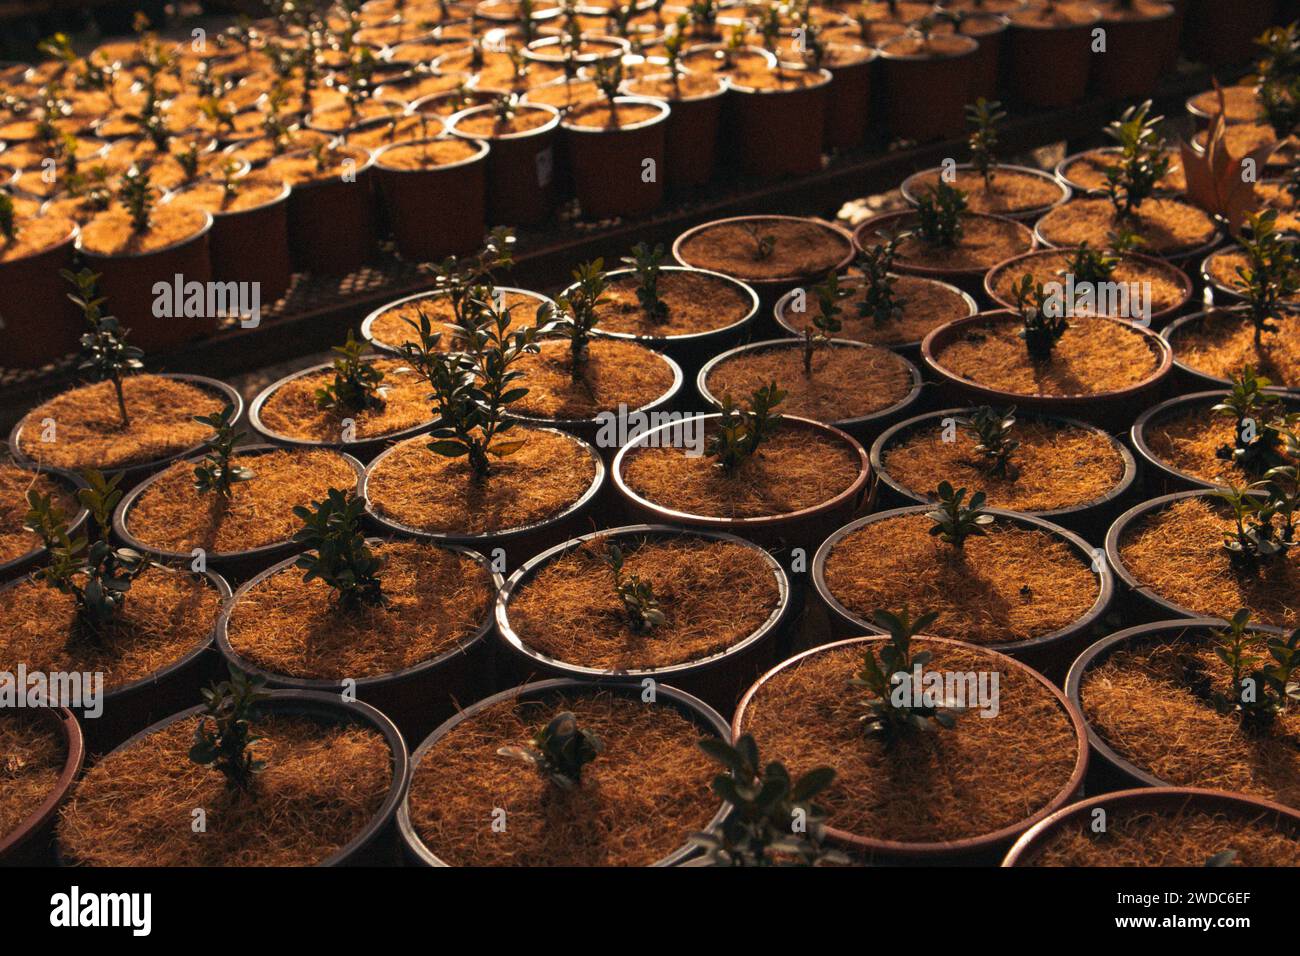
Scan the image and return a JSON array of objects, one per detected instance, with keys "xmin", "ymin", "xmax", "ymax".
[
  {"xmin": 914, "ymin": 182, "xmax": 967, "ymax": 247},
  {"xmin": 1210, "ymin": 608, "xmax": 1300, "ymax": 734},
  {"xmin": 740, "ymin": 220, "xmax": 776, "ymax": 261},
  {"xmin": 315, "ymin": 330, "xmax": 386, "ymax": 414},
  {"xmin": 542, "ymin": 259, "xmax": 609, "ymax": 377},
  {"xmin": 431, "ymin": 227, "xmax": 516, "ymax": 330},
  {"xmin": 65, "ymin": 267, "xmax": 143, "ymax": 428},
  {"xmin": 966, "ymin": 97, "xmax": 1006, "ymax": 189},
  {"xmin": 620, "ymin": 242, "xmax": 669, "ymax": 322},
  {"xmin": 802, "ymin": 272, "xmax": 848, "ymax": 374},
  {"xmin": 691, "ymin": 734, "xmax": 844, "ymax": 866},
  {"xmin": 855, "ymin": 234, "xmax": 906, "ymax": 326},
  {"xmin": 1214, "ymin": 482, "xmax": 1289, "ymax": 567},
  {"xmin": 1062, "ymin": 241, "xmax": 1120, "ymax": 288},
  {"xmin": 707, "ymin": 383, "xmax": 786, "ymax": 474},
  {"xmin": 1101, "ymin": 100, "xmax": 1170, "ymax": 219},
  {"xmin": 498, "ymin": 711, "xmax": 604, "ymax": 790},
  {"xmin": 594, "ymin": 59, "xmax": 623, "ymax": 124},
  {"xmin": 192, "ymin": 407, "xmax": 254, "ymax": 497},
  {"xmin": 852, "ymin": 608, "xmax": 958, "ymax": 740},
  {"xmin": 292, "ymin": 487, "xmax": 386, "ymax": 610},
  {"xmin": 189, "ymin": 667, "xmax": 270, "ymax": 795},
  {"xmin": 1213, "ymin": 366, "xmax": 1288, "ymax": 477},
  {"xmin": 118, "ymin": 164, "xmax": 154, "ymax": 233},
  {"xmin": 1235, "ymin": 209, "xmax": 1300, "ymax": 350},
  {"xmin": 926, "ymin": 480, "xmax": 994, "ymax": 547},
  {"xmin": 959, "ymin": 406, "xmax": 1021, "ymax": 479},
  {"xmin": 605, "ymin": 542, "xmax": 666, "ymax": 633},
  {"xmin": 664, "ymin": 15, "xmax": 688, "ymax": 97},
  {"xmin": 1012, "ymin": 273, "xmax": 1069, "ymax": 361}
]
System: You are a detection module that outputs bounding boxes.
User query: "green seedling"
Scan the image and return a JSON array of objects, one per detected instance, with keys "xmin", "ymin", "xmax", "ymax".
[
  {"xmin": 189, "ymin": 667, "xmax": 270, "ymax": 794},
  {"xmin": 498, "ymin": 711, "xmax": 604, "ymax": 789},
  {"xmin": 292, "ymin": 487, "xmax": 386, "ymax": 609},
  {"xmin": 926, "ymin": 480, "xmax": 994, "ymax": 547},
  {"xmin": 707, "ymin": 383, "xmax": 786, "ymax": 474}
]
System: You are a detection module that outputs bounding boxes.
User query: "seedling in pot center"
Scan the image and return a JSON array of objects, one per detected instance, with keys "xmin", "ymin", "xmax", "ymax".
[
  {"xmin": 292, "ymin": 487, "xmax": 386, "ymax": 610},
  {"xmin": 802, "ymin": 272, "xmax": 848, "ymax": 375},
  {"xmin": 24, "ymin": 469, "xmax": 147, "ymax": 642},
  {"xmin": 1101, "ymin": 100, "xmax": 1170, "ymax": 220},
  {"xmin": 64, "ymin": 267, "xmax": 143, "ymax": 429},
  {"xmin": 189, "ymin": 666, "xmax": 270, "ymax": 795},
  {"xmin": 966, "ymin": 98, "xmax": 1005, "ymax": 190},
  {"xmin": 707, "ymin": 382, "xmax": 786, "ymax": 475},
  {"xmin": 855, "ymin": 233, "xmax": 906, "ymax": 326},
  {"xmin": 664, "ymin": 16, "xmax": 689, "ymax": 97},
  {"xmin": 118, "ymin": 164, "xmax": 154, "ymax": 233},
  {"xmin": 740, "ymin": 220, "xmax": 776, "ymax": 261},
  {"xmin": 594, "ymin": 59, "xmax": 623, "ymax": 124},
  {"xmin": 959, "ymin": 406, "xmax": 1020, "ymax": 480},
  {"xmin": 852, "ymin": 607, "xmax": 959, "ymax": 741},
  {"xmin": 1212, "ymin": 366, "xmax": 1288, "ymax": 477},
  {"xmin": 914, "ymin": 182, "xmax": 967, "ymax": 247},
  {"xmin": 926, "ymin": 480, "xmax": 994, "ymax": 548},
  {"xmin": 691, "ymin": 734, "xmax": 844, "ymax": 866},
  {"xmin": 1208, "ymin": 608, "xmax": 1300, "ymax": 735},
  {"xmin": 315, "ymin": 330, "xmax": 386, "ymax": 414},
  {"xmin": 1235, "ymin": 209, "xmax": 1300, "ymax": 350},
  {"xmin": 620, "ymin": 242, "xmax": 669, "ymax": 323},
  {"xmin": 193, "ymin": 407, "xmax": 254, "ymax": 497},
  {"xmin": 541, "ymin": 258, "xmax": 609, "ymax": 378},
  {"xmin": 1061, "ymin": 241, "xmax": 1120, "ymax": 289},
  {"xmin": 605, "ymin": 541, "xmax": 666, "ymax": 634},
  {"xmin": 498, "ymin": 711, "xmax": 604, "ymax": 790},
  {"xmin": 1012, "ymin": 274, "xmax": 1068, "ymax": 361},
  {"xmin": 431, "ymin": 227, "xmax": 516, "ymax": 330},
  {"xmin": 1213, "ymin": 482, "xmax": 1290, "ymax": 567}
]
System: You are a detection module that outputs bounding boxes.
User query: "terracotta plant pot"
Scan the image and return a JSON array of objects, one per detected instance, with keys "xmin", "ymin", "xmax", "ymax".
[
  {"xmin": 1007, "ymin": 3, "xmax": 1101, "ymax": 108},
  {"xmin": 396, "ymin": 677, "xmax": 730, "ymax": 866},
  {"xmin": 374, "ymin": 136, "xmax": 489, "ymax": 263},
  {"xmin": 733, "ymin": 634, "xmax": 1089, "ymax": 864},
  {"xmin": 276, "ymin": 145, "xmax": 379, "ymax": 275},
  {"xmin": 0, "ymin": 707, "xmax": 84, "ymax": 866},
  {"xmin": 447, "ymin": 103, "xmax": 561, "ymax": 225},
  {"xmin": 561, "ymin": 96, "xmax": 669, "ymax": 220},
  {"xmin": 1090, "ymin": 1, "xmax": 1176, "ymax": 100},
  {"xmin": 878, "ymin": 33, "xmax": 979, "ymax": 143},
  {"xmin": 870, "ymin": 407, "xmax": 1140, "ymax": 541},
  {"xmin": 818, "ymin": 46, "xmax": 876, "ymax": 151},
  {"xmin": 728, "ymin": 67, "xmax": 833, "ymax": 177},
  {"xmin": 1160, "ymin": 307, "xmax": 1291, "ymax": 393},
  {"xmin": 621, "ymin": 71, "xmax": 727, "ymax": 189},
  {"xmin": 494, "ymin": 524, "xmax": 792, "ymax": 714},
  {"xmin": 0, "ymin": 218, "xmax": 81, "ymax": 368}
]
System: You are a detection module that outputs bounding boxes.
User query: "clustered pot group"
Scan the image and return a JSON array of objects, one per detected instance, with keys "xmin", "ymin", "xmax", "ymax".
[
  {"xmin": 4, "ymin": 1, "xmax": 1300, "ymax": 870},
  {"xmin": 0, "ymin": 0, "xmax": 1273, "ymax": 370}
]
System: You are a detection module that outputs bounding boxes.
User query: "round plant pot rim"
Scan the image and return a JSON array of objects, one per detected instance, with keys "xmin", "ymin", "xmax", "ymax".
[
  {"xmin": 870, "ymin": 405, "xmax": 1140, "ymax": 520},
  {"xmin": 899, "ymin": 164, "xmax": 1071, "ymax": 222},
  {"xmin": 64, "ymin": 688, "xmax": 410, "ymax": 867},
  {"xmin": 76, "ymin": 208, "xmax": 214, "ymax": 260},
  {"xmin": 274, "ymin": 144, "xmax": 378, "ymax": 185},
  {"xmin": 1006, "ymin": 7, "xmax": 1103, "ymax": 31},
  {"xmin": 724, "ymin": 66, "xmax": 833, "ymax": 95},
  {"xmin": 1001, "ymin": 786, "xmax": 1300, "ymax": 867},
  {"xmin": 1160, "ymin": 305, "xmax": 1299, "ymax": 391},
  {"xmin": 1185, "ymin": 85, "xmax": 1259, "ymax": 125},
  {"xmin": 522, "ymin": 34, "xmax": 631, "ymax": 62},
  {"xmin": 362, "ymin": 425, "xmax": 606, "ymax": 544},
  {"xmin": 0, "ymin": 220, "xmax": 79, "ymax": 267},
  {"xmin": 167, "ymin": 178, "xmax": 292, "ymax": 219},
  {"xmin": 672, "ymin": 214, "xmax": 856, "ymax": 289},
  {"xmin": 921, "ymin": 309, "xmax": 1173, "ymax": 404},
  {"xmin": 620, "ymin": 71, "xmax": 729, "ymax": 103},
  {"xmin": 782, "ymin": 43, "xmax": 881, "ymax": 72},
  {"xmin": 445, "ymin": 101, "xmax": 562, "ymax": 140},
  {"xmin": 1054, "ymin": 146, "xmax": 1184, "ymax": 196},
  {"xmin": 1131, "ymin": 389, "xmax": 1300, "ymax": 492},
  {"xmin": 772, "ymin": 273, "xmax": 979, "ymax": 350},
  {"xmin": 0, "ymin": 566, "xmax": 231, "ymax": 705},
  {"xmin": 851, "ymin": 210, "xmax": 1037, "ymax": 280},
  {"xmin": 305, "ymin": 100, "xmax": 408, "ymax": 134},
  {"xmin": 1103, "ymin": 487, "xmax": 1272, "ymax": 620},
  {"xmin": 812, "ymin": 503, "xmax": 1115, "ymax": 655},
  {"xmin": 984, "ymin": 245, "xmax": 1194, "ymax": 321},
  {"xmin": 1098, "ymin": 1, "xmax": 1175, "ymax": 24},
  {"xmin": 733, "ymin": 633, "xmax": 1090, "ymax": 857},
  {"xmin": 877, "ymin": 32, "xmax": 980, "ymax": 60},
  {"xmin": 7, "ymin": 373, "xmax": 245, "ymax": 481},
  {"xmin": 247, "ymin": 358, "xmax": 439, "ymax": 450},
  {"xmin": 396, "ymin": 676, "xmax": 730, "ymax": 867},
  {"xmin": 372, "ymin": 134, "xmax": 489, "ymax": 172},
  {"xmin": 495, "ymin": 522, "xmax": 791, "ymax": 681},
  {"xmin": 0, "ymin": 465, "xmax": 89, "ymax": 581},
  {"xmin": 0, "ymin": 706, "xmax": 84, "ymax": 860},
  {"xmin": 580, "ymin": 265, "xmax": 760, "ymax": 346},
  {"xmin": 505, "ymin": 341, "xmax": 684, "ymax": 429},
  {"xmin": 612, "ymin": 413, "xmax": 870, "ymax": 530},
  {"xmin": 359, "ymin": 284, "xmax": 554, "ymax": 355},
  {"xmin": 112, "ymin": 443, "xmax": 365, "ymax": 566},
  {"xmin": 696, "ymin": 337, "xmax": 924, "ymax": 431},
  {"xmin": 560, "ymin": 95, "xmax": 671, "ymax": 133},
  {"xmin": 1033, "ymin": 210, "xmax": 1223, "ymax": 265},
  {"xmin": 215, "ymin": 538, "xmax": 503, "ymax": 692},
  {"xmin": 1064, "ymin": 616, "xmax": 1292, "ymax": 794}
]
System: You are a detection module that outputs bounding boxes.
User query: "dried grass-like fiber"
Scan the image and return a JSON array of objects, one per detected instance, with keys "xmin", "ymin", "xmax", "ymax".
[
  {"xmin": 406, "ymin": 692, "xmax": 718, "ymax": 866},
  {"xmin": 882, "ymin": 419, "xmax": 1126, "ymax": 512},
  {"xmin": 367, "ymin": 290, "xmax": 546, "ymax": 351},
  {"xmin": 704, "ymin": 342, "xmax": 913, "ymax": 422},
  {"xmin": 226, "ymin": 540, "xmax": 494, "ymax": 679},
  {"xmin": 678, "ymin": 220, "xmax": 849, "ymax": 281},
  {"xmin": 739, "ymin": 641, "xmax": 1078, "ymax": 843},
  {"xmin": 255, "ymin": 360, "xmax": 435, "ymax": 442},
  {"xmin": 0, "ymin": 464, "xmax": 76, "ymax": 564},
  {"xmin": 833, "ymin": 275, "xmax": 972, "ymax": 347},
  {"xmin": 367, "ymin": 429, "xmax": 597, "ymax": 535},
  {"xmin": 1119, "ymin": 496, "xmax": 1300, "ymax": 627},
  {"xmin": 1206, "ymin": 249, "xmax": 1300, "ymax": 299},
  {"xmin": 1027, "ymin": 804, "xmax": 1300, "ymax": 867},
  {"xmin": 935, "ymin": 316, "xmax": 1159, "ymax": 395},
  {"xmin": 507, "ymin": 537, "xmax": 781, "ymax": 669},
  {"xmin": 905, "ymin": 168, "xmax": 1062, "ymax": 216},
  {"xmin": 895, "ymin": 215, "xmax": 1032, "ymax": 272},
  {"xmin": 1172, "ymin": 310, "xmax": 1300, "ymax": 389},
  {"xmin": 621, "ymin": 426, "xmax": 861, "ymax": 519},
  {"xmin": 596, "ymin": 271, "xmax": 751, "ymax": 337},
  {"xmin": 17, "ymin": 375, "xmax": 224, "ymax": 471},
  {"xmin": 988, "ymin": 251, "xmax": 1188, "ymax": 315},
  {"xmin": 0, "ymin": 710, "xmax": 64, "ymax": 844},
  {"xmin": 823, "ymin": 513, "xmax": 1098, "ymax": 644},
  {"xmin": 0, "ymin": 567, "xmax": 221, "ymax": 691},
  {"xmin": 511, "ymin": 339, "xmax": 676, "ymax": 420},
  {"xmin": 57, "ymin": 714, "xmax": 392, "ymax": 866},
  {"xmin": 125, "ymin": 449, "xmax": 358, "ymax": 554},
  {"xmin": 1037, "ymin": 197, "xmax": 1218, "ymax": 255},
  {"xmin": 1082, "ymin": 639, "xmax": 1300, "ymax": 804},
  {"xmin": 1141, "ymin": 405, "xmax": 1289, "ymax": 486}
]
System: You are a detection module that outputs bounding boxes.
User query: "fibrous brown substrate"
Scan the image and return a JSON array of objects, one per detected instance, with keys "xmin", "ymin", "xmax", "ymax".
[
  {"xmin": 511, "ymin": 339, "xmax": 676, "ymax": 421},
  {"xmin": 828, "ymin": 274, "xmax": 973, "ymax": 347},
  {"xmin": 595, "ymin": 270, "xmax": 752, "ymax": 338},
  {"xmin": 256, "ymin": 360, "xmax": 436, "ymax": 442},
  {"xmin": 1169, "ymin": 310, "xmax": 1300, "ymax": 388},
  {"xmin": 0, "ymin": 465, "xmax": 77, "ymax": 564},
  {"xmin": 677, "ymin": 218, "xmax": 850, "ymax": 281},
  {"xmin": 0, "ymin": 710, "xmax": 64, "ymax": 845},
  {"xmin": 1141, "ymin": 402, "xmax": 1292, "ymax": 486}
]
